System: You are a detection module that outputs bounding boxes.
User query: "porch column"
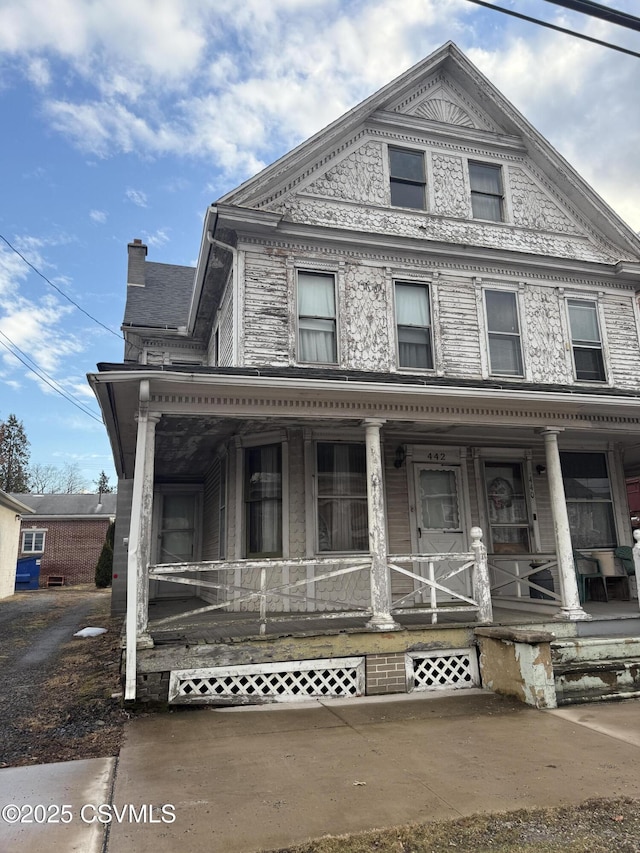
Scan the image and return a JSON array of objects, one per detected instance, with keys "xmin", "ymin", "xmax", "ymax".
[
  {"xmin": 540, "ymin": 427, "xmax": 590, "ymax": 621},
  {"xmin": 124, "ymin": 381, "xmax": 159, "ymax": 700},
  {"xmin": 364, "ymin": 419, "xmax": 399, "ymax": 631}
]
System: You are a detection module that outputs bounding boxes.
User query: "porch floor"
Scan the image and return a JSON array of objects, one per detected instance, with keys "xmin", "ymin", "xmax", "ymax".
[{"xmin": 146, "ymin": 596, "xmax": 640, "ymax": 645}]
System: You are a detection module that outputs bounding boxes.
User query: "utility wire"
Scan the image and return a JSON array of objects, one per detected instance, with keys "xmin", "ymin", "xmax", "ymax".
[
  {"xmin": 0, "ymin": 233, "xmax": 123, "ymax": 340},
  {"xmin": 542, "ymin": 0, "xmax": 640, "ymax": 33},
  {"xmin": 0, "ymin": 332, "xmax": 104, "ymax": 424},
  {"xmin": 462, "ymin": 0, "xmax": 640, "ymax": 59}
]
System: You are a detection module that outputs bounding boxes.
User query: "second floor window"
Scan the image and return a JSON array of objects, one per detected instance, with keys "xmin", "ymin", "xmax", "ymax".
[
  {"xmin": 297, "ymin": 271, "xmax": 337, "ymax": 363},
  {"xmin": 485, "ymin": 289, "xmax": 523, "ymax": 376},
  {"xmin": 395, "ymin": 282, "xmax": 433, "ymax": 369},
  {"xmin": 389, "ymin": 147, "xmax": 425, "ymax": 209},
  {"xmin": 470, "ymin": 162, "xmax": 503, "ymax": 222},
  {"xmin": 568, "ymin": 299, "xmax": 605, "ymax": 382}
]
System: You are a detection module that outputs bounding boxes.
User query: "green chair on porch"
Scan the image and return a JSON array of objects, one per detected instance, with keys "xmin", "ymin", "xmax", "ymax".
[
  {"xmin": 614, "ymin": 546, "xmax": 635, "ymax": 576},
  {"xmin": 573, "ymin": 550, "xmax": 607, "ymax": 603}
]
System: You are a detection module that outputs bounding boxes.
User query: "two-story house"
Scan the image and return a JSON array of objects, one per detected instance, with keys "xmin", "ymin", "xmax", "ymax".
[{"xmin": 91, "ymin": 42, "xmax": 640, "ymax": 706}]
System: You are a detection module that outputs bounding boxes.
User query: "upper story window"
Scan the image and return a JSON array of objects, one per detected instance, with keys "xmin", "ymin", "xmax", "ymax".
[
  {"xmin": 22, "ymin": 530, "xmax": 45, "ymax": 553},
  {"xmin": 395, "ymin": 281, "xmax": 433, "ymax": 370},
  {"xmin": 316, "ymin": 442, "xmax": 368, "ymax": 552},
  {"xmin": 297, "ymin": 271, "xmax": 337, "ymax": 364},
  {"xmin": 389, "ymin": 147, "xmax": 425, "ymax": 209},
  {"xmin": 485, "ymin": 289, "xmax": 523, "ymax": 377},
  {"xmin": 469, "ymin": 162, "xmax": 504, "ymax": 222},
  {"xmin": 245, "ymin": 444, "xmax": 282, "ymax": 557},
  {"xmin": 567, "ymin": 299, "xmax": 606, "ymax": 382}
]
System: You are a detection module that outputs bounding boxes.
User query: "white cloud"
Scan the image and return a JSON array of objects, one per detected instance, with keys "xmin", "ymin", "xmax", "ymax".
[
  {"xmin": 125, "ymin": 187, "xmax": 147, "ymax": 207},
  {"xmin": 89, "ymin": 209, "xmax": 107, "ymax": 224},
  {"xmin": 142, "ymin": 228, "xmax": 170, "ymax": 248}
]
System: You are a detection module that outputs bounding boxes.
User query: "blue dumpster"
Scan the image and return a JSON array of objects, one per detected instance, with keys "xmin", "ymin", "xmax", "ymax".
[{"xmin": 15, "ymin": 556, "xmax": 41, "ymax": 590}]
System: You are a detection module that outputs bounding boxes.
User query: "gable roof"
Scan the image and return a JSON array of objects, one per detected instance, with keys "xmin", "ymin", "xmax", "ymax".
[
  {"xmin": 0, "ymin": 489, "xmax": 34, "ymax": 516},
  {"xmin": 216, "ymin": 41, "xmax": 640, "ymax": 258},
  {"xmin": 123, "ymin": 261, "xmax": 195, "ymax": 330},
  {"xmin": 11, "ymin": 493, "xmax": 117, "ymax": 518}
]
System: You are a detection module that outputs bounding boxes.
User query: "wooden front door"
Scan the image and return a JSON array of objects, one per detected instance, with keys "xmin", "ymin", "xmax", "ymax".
[{"xmin": 413, "ymin": 464, "xmax": 470, "ymax": 601}]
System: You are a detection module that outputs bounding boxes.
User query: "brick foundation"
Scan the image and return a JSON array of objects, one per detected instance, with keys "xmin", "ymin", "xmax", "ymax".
[
  {"xmin": 135, "ymin": 671, "xmax": 171, "ymax": 703},
  {"xmin": 366, "ymin": 652, "xmax": 407, "ymax": 695}
]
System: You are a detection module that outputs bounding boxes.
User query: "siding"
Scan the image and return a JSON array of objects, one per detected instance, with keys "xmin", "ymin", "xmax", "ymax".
[
  {"xmin": 437, "ymin": 277, "xmax": 482, "ymax": 377},
  {"xmin": 242, "ymin": 251, "xmax": 289, "ymax": 365},
  {"xmin": 603, "ymin": 294, "xmax": 640, "ymax": 389}
]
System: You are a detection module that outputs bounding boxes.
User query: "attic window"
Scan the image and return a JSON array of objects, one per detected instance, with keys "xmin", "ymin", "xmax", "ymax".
[
  {"xmin": 469, "ymin": 162, "xmax": 503, "ymax": 222},
  {"xmin": 389, "ymin": 147, "xmax": 425, "ymax": 210}
]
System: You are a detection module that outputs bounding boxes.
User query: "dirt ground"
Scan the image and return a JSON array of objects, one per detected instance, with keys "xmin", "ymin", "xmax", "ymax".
[{"xmin": 0, "ymin": 587, "xmax": 127, "ymax": 768}]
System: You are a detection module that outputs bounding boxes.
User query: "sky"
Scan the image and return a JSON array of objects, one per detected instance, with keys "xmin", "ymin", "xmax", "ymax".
[{"xmin": 1, "ymin": 0, "xmax": 639, "ymax": 492}]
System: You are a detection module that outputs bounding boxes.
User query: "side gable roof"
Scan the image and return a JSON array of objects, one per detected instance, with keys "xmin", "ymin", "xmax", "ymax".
[
  {"xmin": 217, "ymin": 41, "xmax": 640, "ymax": 259},
  {"xmin": 11, "ymin": 493, "xmax": 117, "ymax": 518},
  {"xmin": 124, "ymin": 261, "xmax": 195, "ymax": 330}
]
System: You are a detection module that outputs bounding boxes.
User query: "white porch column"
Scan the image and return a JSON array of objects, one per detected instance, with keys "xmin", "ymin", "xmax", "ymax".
[
  {"xmin": 632, "ymin": 529, "xmax": 640, "ymax": 612},
  {"xmin": 364, "ymin": 419, "xmax": 399, "ymax": 631},
  {"xmin": 540, "ymin": 427, "xmax": 590, "ymax": 621},
  {"xmin": 124, "ymin": 381, "xmax": 159, "ymax": 700}
]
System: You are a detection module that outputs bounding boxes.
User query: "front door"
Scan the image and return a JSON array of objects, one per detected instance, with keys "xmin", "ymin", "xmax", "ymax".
[{"xmin": 413, "ymin": 464, "xmax": 470, "ymax": 601}]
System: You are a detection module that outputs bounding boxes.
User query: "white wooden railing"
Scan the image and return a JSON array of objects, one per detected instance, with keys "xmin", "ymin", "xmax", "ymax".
[
  {"xmin": 488, "ymin": 553, "xmax": 561, "ymax": 604},
  {"xmin": 146, "ymin": 536, "xmax": 492, "ymax": 635}
]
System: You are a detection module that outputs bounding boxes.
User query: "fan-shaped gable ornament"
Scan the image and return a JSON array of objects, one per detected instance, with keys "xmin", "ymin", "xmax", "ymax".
[{"xmin": 414, "ymin": 97, "xmax": 476, "ymax": 127}]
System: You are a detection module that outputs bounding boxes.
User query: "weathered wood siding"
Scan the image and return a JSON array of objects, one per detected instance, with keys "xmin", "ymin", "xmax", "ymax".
[
  {"xmin": 438, "ymin": 277, "xmax": 482, "ymax": 378},
  {"xmin": 603, "ymin": 293, "xmax": 640, "ymax": 387},
  {"xmin": 242, "ymin": 250, "xmax": 289, "ymax": 365},
  {"xmin": 218, "ymin": 278, "xmax": 234, "ymax": 366}
]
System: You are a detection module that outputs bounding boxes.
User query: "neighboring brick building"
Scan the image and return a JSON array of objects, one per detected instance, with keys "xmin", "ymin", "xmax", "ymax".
[{"xmin": 11, "ymin": 493, "xmax": 117, "ymax": 587}]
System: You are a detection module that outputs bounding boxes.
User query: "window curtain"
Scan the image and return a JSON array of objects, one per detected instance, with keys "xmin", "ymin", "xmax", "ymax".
[
  {"xmin": 246, "ymin": 445, "xmax": 282, "ymax": 556},
  {"xmin": 560, "ymin": 452, "xmax": 616, "ymax": 548},
  {"xmin": 317, "ymin": 443, "xmax": 368, "ymax": 551},
  {"xmin": 396, "ymin": 284, "xmax": 432, "ymax": 368},
  {"xmin": 298, "ymin": 273, "xmax": 336, "ymax": 363},
  {"xmin": 569, "ymin": 301, "xmax": 599, "ymax": 343}
]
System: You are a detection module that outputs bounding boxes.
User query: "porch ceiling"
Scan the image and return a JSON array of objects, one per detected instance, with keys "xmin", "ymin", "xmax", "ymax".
[{"xmin": 90, "ymin": 369, "xmax": 640, "ymax": 479}]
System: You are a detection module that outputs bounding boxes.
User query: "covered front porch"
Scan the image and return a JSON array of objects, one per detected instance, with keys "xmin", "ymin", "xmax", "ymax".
[{"xmin": 90, "ymin": 368, "xmax": 640, "ymax": 703}]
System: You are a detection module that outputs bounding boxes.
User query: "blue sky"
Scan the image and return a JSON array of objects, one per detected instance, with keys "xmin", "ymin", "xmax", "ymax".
[{"xmin": 1, "ymin": 0, "xmax": 639, "ymax": 491}]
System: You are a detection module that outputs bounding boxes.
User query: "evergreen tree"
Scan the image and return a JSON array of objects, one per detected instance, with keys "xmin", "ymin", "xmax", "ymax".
[
  {"xmin": 95, "ymin": 520, "xmax": 115, "ymax": 588},
  {"xmin": 0, "ymin": 414, "xmax": 30, "ymax": 492},
  {"xmin": 95, "ymin": 470, "xmax": 114, "ymax": 494}
]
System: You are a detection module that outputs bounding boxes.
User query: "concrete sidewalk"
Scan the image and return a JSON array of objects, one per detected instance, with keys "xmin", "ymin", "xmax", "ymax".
[
  {"xmin": 108, "ymin": 691, "xmax": 640, "ymax": 853},
  {"xmin": 3, "ymin": 691, "xmax": 640, "ymax": 853}
]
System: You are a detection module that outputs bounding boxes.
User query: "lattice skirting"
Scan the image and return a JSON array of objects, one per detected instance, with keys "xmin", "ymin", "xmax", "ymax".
[
  {"xmin": 168, "ymin": 657, "xmax": 366, "ymax": 704},
  {"xmin": 406, "ymin": 648, "xmax": 480, "ymax": 691}
]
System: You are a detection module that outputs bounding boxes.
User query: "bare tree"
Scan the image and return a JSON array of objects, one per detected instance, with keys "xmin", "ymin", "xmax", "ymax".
[
  {"xmin": 29, "ymin": 463, "xmax": 65, "ymax": 493},
  {"xmin": 60, "ymin": 462, "xmax": 88, "ymax": 494}
]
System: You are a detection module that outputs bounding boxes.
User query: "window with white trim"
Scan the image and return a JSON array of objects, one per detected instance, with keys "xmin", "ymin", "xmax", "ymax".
[
  {"xmin": 485, "ymin": 289, "xmax": 523, "ymax": 376},
  {"xmin": 567, "ymin": 299, "xmax": 606, "ymax": 382},
  {"xmin": 245, "ymin": 444, "xmax": 282, "ymax": 557},
  {"xmin": 395, "ymin": 281, "xmax": 433, "ymax": 369},
  {"xmin": 297, "ymin": 271, "xmax": 337, "ymax": 364},
  {"xmin": 389, "ymin": 147, "xmax": 426, "ymax": 209},
  {"xmin": 469, "ymin": 162, "xmax": 504, "ymax": 222},
  {"xmin": 22, "ymin": 530, "xmax": 45, "ymax": 553},
  {"xmin": 560, "ymin": 452, "xmax": 616, "ymax": 549},
  {"xmin": 316, "ymin": 442, "xmax": 368, "ymax": 552}
]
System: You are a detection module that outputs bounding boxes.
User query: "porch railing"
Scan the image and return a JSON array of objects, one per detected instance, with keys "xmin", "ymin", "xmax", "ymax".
[
  {"xmin": 147, "ymin": 542, "xmax": 491, "ymax": 635},
  {"xmin": 488, "ymin": 553, "xmax": 562, "ymax": 605}
]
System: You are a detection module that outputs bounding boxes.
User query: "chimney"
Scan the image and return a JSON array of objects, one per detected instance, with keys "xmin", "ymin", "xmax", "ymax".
[{"xmin": 127, "ymin": 238, "xmax": 147, "ymax": 287}]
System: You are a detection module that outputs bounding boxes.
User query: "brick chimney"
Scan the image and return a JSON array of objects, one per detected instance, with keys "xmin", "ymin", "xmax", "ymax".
[{"xmin": 127, "ymin": 238, "xmax": 147, "ymax": 287}]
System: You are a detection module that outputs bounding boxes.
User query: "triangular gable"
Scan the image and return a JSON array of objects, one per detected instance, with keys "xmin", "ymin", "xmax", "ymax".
[{"xmin": 218, "ymin": 42, "xmax": 640, "ymax": 262}]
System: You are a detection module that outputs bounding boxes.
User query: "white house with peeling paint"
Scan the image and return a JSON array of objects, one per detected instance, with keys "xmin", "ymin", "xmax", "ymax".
[{"xmin": 90, "ymin": 42, "xmax": 640, "ymax": 708}]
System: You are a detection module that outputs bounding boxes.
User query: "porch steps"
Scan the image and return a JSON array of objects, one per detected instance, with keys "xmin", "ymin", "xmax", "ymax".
[{"xmin": 551, "ymin": 636, "xmax": 640, "ymax": 705}]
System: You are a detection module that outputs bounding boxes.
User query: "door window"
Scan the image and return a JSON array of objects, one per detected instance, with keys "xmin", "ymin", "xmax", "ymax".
[
  {"xmin": 417, "ymin": 468, "xmax": 460, "ymax": 530},
  {"xmin": 159, "ymin": 493, "xmax": 197, "ymax": 563},
  {"xmin": 484, "ymin": 462, "xmax": 531, "ymax": 553}
]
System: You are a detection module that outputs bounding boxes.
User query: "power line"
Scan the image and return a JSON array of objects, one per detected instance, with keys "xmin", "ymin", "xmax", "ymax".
[
  {"xmin": 0, "ymin": 332, "xmax": 104, "ymax": 424},
  {"xmin": 462, "ymin": 0, "xmax": 640, "ymax": 59},
  {"xmin": 542, "ymin": 0, "xmax": 640, "ymax": 33},
  {"xmin": 0, "ymin": 233, "xmax": 123, "ymax": 340}
]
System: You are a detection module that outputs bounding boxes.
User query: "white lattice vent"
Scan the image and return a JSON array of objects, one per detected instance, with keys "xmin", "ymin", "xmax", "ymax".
[
  {"xmin": 168, "ymin": 657, "xmax": 366, "ymax": 704},
  {"xmin": 407, "ymin": 648, "xmax": 479, "ymax": 692}
]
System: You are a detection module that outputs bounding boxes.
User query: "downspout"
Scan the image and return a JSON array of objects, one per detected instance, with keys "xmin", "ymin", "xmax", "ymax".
[{"xmin": 207, "ymin": 231, "xmax": 239, "ymax": 365}]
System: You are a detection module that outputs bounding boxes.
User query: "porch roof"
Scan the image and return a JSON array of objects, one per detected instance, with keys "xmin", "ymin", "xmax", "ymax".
[{"xmin": 89, "ymin": 363, "xmax": 640, "ymax": 479}]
